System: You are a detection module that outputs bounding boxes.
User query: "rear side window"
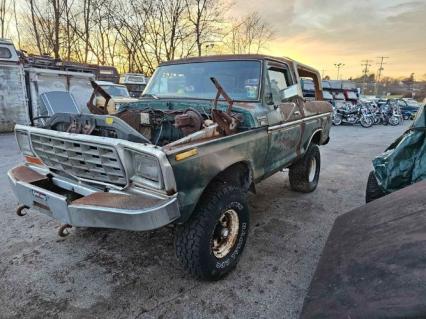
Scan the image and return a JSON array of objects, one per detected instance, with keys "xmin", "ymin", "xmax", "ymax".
[{"xmin": 0, "ymin": 47, "xmax": 12, "ymax": 59}]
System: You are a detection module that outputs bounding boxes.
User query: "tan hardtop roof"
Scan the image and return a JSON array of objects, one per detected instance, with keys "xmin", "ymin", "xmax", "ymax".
[{"xmin": 159, "ymin": 54, "xmax": 320, "ymax": 75}]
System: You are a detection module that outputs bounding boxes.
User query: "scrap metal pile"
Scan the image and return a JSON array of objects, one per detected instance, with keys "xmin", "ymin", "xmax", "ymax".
[{"xmin": 54, "ymin": 78, "xmax": 243, "ymax": 148}]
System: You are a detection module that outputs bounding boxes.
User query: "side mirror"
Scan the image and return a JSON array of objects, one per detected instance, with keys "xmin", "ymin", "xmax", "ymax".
[
  {"xmin": 265, "ymin": 92, "xmax": 274, "ymax": 105},
  {"xmin": 281, "ymin": 84, "xmax": 299, "ymax": 101}
]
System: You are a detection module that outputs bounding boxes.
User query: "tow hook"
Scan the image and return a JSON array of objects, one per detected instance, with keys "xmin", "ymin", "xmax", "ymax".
[
  {"xmin": 58, "ymin": 224, "xmax": 72, "ymax": 237},
  {"xmin": 16, "ymin": 205, "xmax": 29, "ymax": 216}
]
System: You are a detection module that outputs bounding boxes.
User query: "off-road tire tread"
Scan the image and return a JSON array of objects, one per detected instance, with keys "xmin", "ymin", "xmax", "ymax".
[
  {"xmin": 289, "ymin": 144, "xmax": 320, "ymax": 193},
  {"xmin": 175, "ymin": 182, "xmax": 247, "ymax": 280}
]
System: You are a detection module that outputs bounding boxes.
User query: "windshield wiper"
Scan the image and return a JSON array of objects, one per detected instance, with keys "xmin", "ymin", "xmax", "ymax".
[{"xmin": 141, "ymin": 93, "xmax": 159, "ymax": 100}]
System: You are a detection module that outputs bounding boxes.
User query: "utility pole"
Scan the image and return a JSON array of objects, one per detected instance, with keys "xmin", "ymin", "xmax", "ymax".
[
  {"xmin": 334, "ymin": 63, "xmax": 345, "ymax": 80},
  {"xmin": 375, "ymin": 56, "xmax": 389, "ymax": 96},
  {"xmin": 321, "ymin": 69, "xmax": 327, "ymax": 79},
  {"xmin": 361, "ymin": 59, "xmax": 372, "ymax": 94}
]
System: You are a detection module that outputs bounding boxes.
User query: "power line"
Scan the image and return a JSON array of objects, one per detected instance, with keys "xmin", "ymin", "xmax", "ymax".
[
  {"xmin": 375, "ymin": 56, "xmax": 389, "ymax": 95},
  {"xmin": 361, "ymin": 59, "xmax": 372, "ymax": 78},
  {"xmin": 361, "ymin": 59, "xmax": 372, "ymax": 94}
]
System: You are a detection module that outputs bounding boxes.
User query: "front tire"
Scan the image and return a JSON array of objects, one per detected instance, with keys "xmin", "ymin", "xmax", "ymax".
[
  {"xmin": 360, "ymin": 116, "xmax": 373, "ymax": 128},
  {"xmin": 175, "ymin": 183, "xmax": 249, "ymax": 281},
  {"xmin": 389, "ymin": 116, "xmax": 400, "ymax": 126},
  {"xmin": 333, "ymin": 114, "xmax": 342, "ymax": 126},
  {"xmin": 289, "ymin": 144, "xmax": 321, "ymax": 193}
]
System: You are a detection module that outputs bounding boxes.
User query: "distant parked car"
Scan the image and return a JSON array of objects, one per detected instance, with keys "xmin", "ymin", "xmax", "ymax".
[
  {"xmin": 119, "ymin": 73, "xmax": 148, "ymax": 98},
  {"xmin": 95, "ymin": 80, "xmax": 139, "ymax": 113},
  {"xmin": 398, "ymin": 98, "xmax": 420, "ymax": 120}
]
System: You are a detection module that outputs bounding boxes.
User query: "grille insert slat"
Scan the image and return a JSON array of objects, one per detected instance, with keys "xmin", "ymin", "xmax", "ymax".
[{"xmin": 31, "ymin": 134, "xmax": 127, "ymax": 185}]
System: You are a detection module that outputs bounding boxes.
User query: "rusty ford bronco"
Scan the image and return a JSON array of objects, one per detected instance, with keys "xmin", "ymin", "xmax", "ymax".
[{"xmin": 9, "ymin": 55, "xmax": 332, "ymax": 280}]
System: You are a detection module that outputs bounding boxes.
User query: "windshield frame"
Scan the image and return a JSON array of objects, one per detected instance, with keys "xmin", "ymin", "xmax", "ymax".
[{"xmin": 143, "ymin": 59, "xmax": 264, "ymax": 102}]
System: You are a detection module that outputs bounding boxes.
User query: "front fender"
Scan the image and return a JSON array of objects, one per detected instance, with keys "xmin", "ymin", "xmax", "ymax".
[{"xmin": 166, "ymin": 128, "xmax": 268, "ymax": 222}]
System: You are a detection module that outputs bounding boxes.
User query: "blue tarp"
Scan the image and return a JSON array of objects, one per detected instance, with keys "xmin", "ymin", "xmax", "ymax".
[{"xmin": 373, "ymin": 105, "xmax": 426, "ymax": 193}]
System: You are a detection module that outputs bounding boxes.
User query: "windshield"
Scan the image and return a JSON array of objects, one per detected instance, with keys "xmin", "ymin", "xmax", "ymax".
[
  {"xmin": 144, "ymin": 61, "xmax": 262, "ymax": 100},
  {"xmin": 101, "ymin": 85, "xmax": 130, "ymax": 98}
]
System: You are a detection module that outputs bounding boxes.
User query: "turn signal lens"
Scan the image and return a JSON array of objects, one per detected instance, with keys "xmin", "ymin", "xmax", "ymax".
[
  {"xmin": 175, "ymin": 149, "xmax": 198, "ymax": 161},
  {"xmin": 24, "ymin": 155, "xmax": 44, "ymax": 166}
]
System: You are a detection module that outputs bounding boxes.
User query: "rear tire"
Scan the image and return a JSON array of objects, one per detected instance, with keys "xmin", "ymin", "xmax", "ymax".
[
  {"xmin": 289, "ymin": 144, "xmax": 321, "ymax": 193},
  {"xmin": 175, "ymin": 182, "xmax": 249, "ymax": 281},
  {"xmin": 360, "ymin": 116, "xmax": 373, "ymax": 128},
  {"xmin": 366, "ymin": 171, "xmax": 386, "ymax": 203}
]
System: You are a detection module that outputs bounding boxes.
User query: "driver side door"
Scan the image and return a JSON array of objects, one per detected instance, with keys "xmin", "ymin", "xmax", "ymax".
[{"xmin": 265, "ymin": 62, "xmax": 303, "ymax": 173}]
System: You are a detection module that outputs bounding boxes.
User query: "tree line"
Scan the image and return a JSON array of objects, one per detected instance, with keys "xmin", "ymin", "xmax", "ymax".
[{"xmin": 1, "ymin": 0, "xmax": 274, "ymax": 75}]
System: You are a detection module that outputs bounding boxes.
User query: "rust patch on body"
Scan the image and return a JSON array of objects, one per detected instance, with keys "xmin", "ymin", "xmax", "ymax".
[
  {"xmin": 304, "ymin": 101, "xmax": 333, "ymax": 115},
  {"xmin": 11, "ymin": 166, "xmax": 47, "ymax": 183},
  {"xmin": 72, "ymin": 192, "xmax": 163, "ymax": 210},
  {"xmin": 295, "ymin": 96, "xmax": 306, "ymax": 157}
]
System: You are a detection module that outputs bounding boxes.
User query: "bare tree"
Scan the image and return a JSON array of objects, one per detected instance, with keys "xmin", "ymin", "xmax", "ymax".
[
  {"xmin": 111, "ymin": 0, "xmax": 194, "ymax": 73},
  {"xmin": 12, "ymin": 0, "xmax": 21, "ymax": 48},
  {"xmin": 111, "ymin": 0, "xmax": 154, "ymax": 73},
  {"xmin": 50, "ymin": 0, "xmax": 62, "ymax": 59},
  {"xmin": 27, "ymin": 0, "xmax": 43, "ymax": 54},
  {"xmin": 13, "ymin": 0, "xmax": 273, "ymax": 75},
  {"xmin": 225, "ymin": 12, "xmax": 274, "ymax": 54},
  {"xmin": 157, "ymin": 0, "xmax": 192, "ymax": 61},
  {"xmin": 185, "ymin": 0, "xmax": 224, "ymax": 56},
  {"xmin": 24, "ymin": 0, "xmax": 64, "ymax": 57},
  {"xmin": 0, "ymin": 0, "xmax": 7, "ymax": 37}
]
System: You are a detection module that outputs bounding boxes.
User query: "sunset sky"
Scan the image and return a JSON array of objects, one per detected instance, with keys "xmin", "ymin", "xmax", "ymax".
[{"xmin": 230, "ymin": 0, "xmax": 426, "ymax": 79}]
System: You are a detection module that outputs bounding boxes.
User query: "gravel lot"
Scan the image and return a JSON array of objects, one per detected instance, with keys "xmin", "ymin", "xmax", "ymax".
[{"xmin": 0, "ymin": 123, "xmax": 410, "ymax": 319}]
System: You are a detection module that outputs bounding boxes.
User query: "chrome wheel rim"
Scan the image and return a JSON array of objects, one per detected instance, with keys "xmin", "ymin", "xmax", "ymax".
[
  {"xmin": 212, "ymin": 209, "xmax": 240, "ymax": 259},
  {"xmin": 308, "ymin": 158, "xmax": 316, "ymax": 183}
]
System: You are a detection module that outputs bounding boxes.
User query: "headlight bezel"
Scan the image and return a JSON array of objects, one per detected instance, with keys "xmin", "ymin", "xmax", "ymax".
[
  {"xmin": 125, "ymin": 148, "xmax": 164, "ymax": 190},
  {"xmin": 15, "ymin": 130, "xmax": 34, "ymax": 156}
]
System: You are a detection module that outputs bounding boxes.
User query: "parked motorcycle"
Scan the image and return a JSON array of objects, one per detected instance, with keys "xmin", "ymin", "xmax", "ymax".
[
  {"xmin": 381, "ymin": 100, "xmax": 402, "ymax": 126},
  {"xmin": 333, "ymin": 103, "xmax": 373, "ymax": 127}
]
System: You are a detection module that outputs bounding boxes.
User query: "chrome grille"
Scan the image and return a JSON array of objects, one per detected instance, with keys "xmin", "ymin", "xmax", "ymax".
[{"xmin": 30, "ymin": 134, "xmax": 127, "ymax": 185}]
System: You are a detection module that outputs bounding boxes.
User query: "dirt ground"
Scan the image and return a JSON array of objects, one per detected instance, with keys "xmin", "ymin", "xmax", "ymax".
[{"xmin": 0, "ymin": 123, "xmax": 410, "ymax": 319}]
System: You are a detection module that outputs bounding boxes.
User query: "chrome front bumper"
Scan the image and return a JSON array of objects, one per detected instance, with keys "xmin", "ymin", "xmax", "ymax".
[{"xmin": 8, "ymin": 166, "xmax": 180, "ymax": 231}]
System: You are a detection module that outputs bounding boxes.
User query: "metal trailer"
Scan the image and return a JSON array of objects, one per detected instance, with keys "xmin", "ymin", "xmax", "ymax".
[
  {"xmin": 0, "ymin": 39, "xmax": 95, "ymax": 132},
  {"xmin": 26, "ymin": 67, "xmax": 94, "ymax": 120},
  {"xmin": 0, "ymin": 39, "xmax": 28, "ymax": 131}
]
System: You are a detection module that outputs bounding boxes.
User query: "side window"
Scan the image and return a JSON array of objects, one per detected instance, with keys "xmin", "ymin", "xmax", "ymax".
[
  {"xmin": 0, "ymin": 47, "xmax": 12, "ymax": 59},
  {"xmin": 266, "ymin": 66, "xmax": 293, "ymax": 105}
]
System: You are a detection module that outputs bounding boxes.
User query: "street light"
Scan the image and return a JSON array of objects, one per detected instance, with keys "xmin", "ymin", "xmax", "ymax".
[{"xmin": 334, "ymin": 63, "xmax": 345, "ymax": 80}]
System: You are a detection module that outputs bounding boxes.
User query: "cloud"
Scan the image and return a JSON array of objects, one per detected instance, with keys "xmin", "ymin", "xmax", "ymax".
[{"xmin": 231, "ymin": 0, "xmax": 426, "ymax": 77}]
